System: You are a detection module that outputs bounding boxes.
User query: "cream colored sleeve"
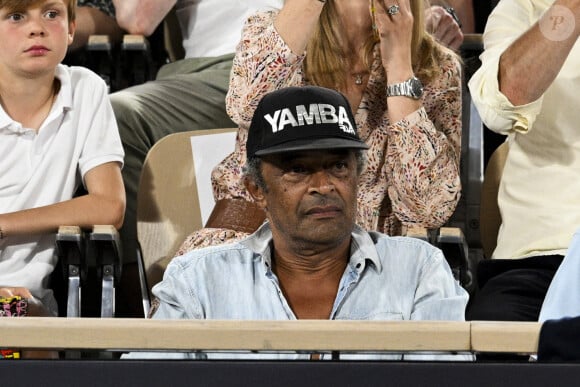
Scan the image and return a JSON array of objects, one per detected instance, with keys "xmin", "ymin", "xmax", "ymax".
[{"xmin": 467, "ymin": 0, "xmax": 545, "ymax": 135}]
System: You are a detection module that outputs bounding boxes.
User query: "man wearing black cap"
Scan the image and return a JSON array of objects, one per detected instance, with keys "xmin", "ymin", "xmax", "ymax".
[{"xmin": 126, "ymin": 86, "xmax": 469, "ymax": 360}]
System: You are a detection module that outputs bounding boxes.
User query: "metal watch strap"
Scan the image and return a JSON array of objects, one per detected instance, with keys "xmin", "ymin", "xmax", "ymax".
[
  {"xmin": 386, "ymin": 76, "xmax": 423, "ymax": 99},
  {"xmin": 386, "ymin": 82, "xmax": 409, "ymax": 97}
]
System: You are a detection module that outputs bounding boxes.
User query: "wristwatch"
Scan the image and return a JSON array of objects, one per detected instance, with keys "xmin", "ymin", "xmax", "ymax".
[{"xmin": 386, "ymin": 76, "xmax": 424, "ymax": 99}]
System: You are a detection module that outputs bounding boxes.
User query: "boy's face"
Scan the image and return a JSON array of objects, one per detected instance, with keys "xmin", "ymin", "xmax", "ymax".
[{"xmin": 0, "ymin": 0, "xmax": 76, "ymax": 78}]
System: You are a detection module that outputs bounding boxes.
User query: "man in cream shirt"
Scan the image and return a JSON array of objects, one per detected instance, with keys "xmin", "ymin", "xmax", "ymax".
[{"xmin": 467, "ymin": 0, "xmax": 580, "ymax": 322}]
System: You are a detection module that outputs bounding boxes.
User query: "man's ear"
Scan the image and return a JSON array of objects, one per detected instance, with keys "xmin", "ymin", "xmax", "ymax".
[{"xmin": 244, "ymin": 177, "xmax": 267, "ymax": 211}]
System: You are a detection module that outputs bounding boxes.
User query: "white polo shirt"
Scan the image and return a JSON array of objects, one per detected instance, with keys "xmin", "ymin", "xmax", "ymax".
[
  {"xmin": 0, "ymin": 65, "xmax": 124, "ymax": 315},
  {"xmin": 177, "ymin": 0, "xmax": 283, "ymax": 58}
]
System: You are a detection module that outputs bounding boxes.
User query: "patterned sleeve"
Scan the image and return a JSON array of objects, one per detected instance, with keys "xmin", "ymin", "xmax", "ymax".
[
  {"xmin": 76, "ymin": 0, "xmax": 115, "ymax": 17},
  {"xmin": 212, "ymin": 10, "xmax": 308, "ymax": 204},
  {"xmin": 226, "ymin": 10, "xmax": 306, "ymax": 130},
  {"xmin": 386, "ymin": 51, "xmax": 462, "ymax": 228}
]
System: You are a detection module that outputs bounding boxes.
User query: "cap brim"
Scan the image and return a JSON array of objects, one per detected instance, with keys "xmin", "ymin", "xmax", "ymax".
[{"xmin": 254, "ymin": 137, "xmax": 369, "ymax": 156}]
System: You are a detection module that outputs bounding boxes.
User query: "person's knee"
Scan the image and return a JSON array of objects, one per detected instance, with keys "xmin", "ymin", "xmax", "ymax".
[
  {"xmin": 110, "ymin": 90, "xmax": 140, "ymax": 123},
  {"xmin": 110, "ymin": 90, "xmax": 152, "ymax": 154}
]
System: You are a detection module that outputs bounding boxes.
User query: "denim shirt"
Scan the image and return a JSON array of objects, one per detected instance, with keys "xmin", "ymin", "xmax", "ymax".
[
  {"xmin": 540, "ymin": 228, "xmax": 580, "ymax": 322},
  {"xmin": 125, "ymin": 224, "xmax": 470, "ymax": 360}
]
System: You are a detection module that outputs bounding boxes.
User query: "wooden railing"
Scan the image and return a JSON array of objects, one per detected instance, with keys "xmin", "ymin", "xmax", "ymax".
[
  {"xmin": 5, "ymin": 319, "xmax": 579, "ymax": 387},
  {"xmin": 0, "ymin": 318, "xmax": 540, "ymax": 354}
]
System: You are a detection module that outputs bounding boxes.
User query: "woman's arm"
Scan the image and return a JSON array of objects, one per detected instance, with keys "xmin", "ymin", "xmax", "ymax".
[
  {"xmin": 374, "ymin": 0, "xmax": 422, "ymax": 122},
  {"xmin": 226, "ymin": 9, "xmax": 316, "ymax": 128},
  {"xmin": 227, "ymin": 0, "xmax": 326, "ymax": 128},
  {"xmin": 387, "ymin": 53, "xmax": 462, "ymax": 227},
  {"xmin": 273, "ymin": 0, "xmax": 325, "ymax": 54}
]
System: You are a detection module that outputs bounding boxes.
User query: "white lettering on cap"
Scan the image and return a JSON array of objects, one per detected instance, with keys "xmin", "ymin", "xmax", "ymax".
[{"xmin": 263, "ymin": 103, "xmax": 355, "ymax": 135}]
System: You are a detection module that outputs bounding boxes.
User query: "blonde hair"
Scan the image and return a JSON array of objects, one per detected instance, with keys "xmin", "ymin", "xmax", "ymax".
[
  {"xmin": 305, "ymin": 0, "xmax": 448, "ymax": 89},
  {"xmin": 0, "ymin": 0, "xmax": 76, "ymax": 21}
]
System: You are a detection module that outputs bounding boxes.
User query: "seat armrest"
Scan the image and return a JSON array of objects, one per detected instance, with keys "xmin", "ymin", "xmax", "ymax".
[
  {"xmin": 90, "ymin": 225, "xmax": 122, "ymax": 280},
  {"xmin": 89, "ymin": 225, "xmax": 122, "ymax": 318},
  {"xmin": 55, "ymin": 226, "xmax": 86, "ymax": 317},
  {"xmin": 404, "ymin": 226, "xmax": 431, "ymax": 242},
  {"xmin": 122, "ymin": 34, "xmax": 149, "ymax": 51},
  {"xmin": 87, "ymin": 35, "xmax": 112, "ymax": 51}
]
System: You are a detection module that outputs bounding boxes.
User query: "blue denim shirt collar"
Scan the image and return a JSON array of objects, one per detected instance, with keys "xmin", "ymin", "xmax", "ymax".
[
  {"xmin": 240, "ymin": 222, "xmax": 384, "ymax": 320},
  {"xmin": 240, "ymin": 221, "xmax": 383, "ymax": 275}
]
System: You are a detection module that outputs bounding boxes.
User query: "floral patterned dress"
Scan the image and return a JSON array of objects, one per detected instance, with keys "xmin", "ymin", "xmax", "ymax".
[{"xmin": 176, "ymin": 10, "xmax": 462, "ymax": 255}]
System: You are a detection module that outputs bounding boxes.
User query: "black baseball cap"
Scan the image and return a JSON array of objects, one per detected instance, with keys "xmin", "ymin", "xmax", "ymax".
[{"xmin": 246, "ymin": 86, "xmax": 369, "ymax": 158}]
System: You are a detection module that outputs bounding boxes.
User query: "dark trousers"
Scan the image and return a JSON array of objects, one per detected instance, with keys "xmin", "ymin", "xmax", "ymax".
[{"xmin": 466, "ymin": 255, "xmax": 563, "ymax": 321}]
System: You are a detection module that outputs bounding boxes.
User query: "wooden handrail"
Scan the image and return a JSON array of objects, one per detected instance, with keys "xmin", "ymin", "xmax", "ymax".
[
  {"xmin": 0, "ymin": 318, "xmax": 469, "ymax": 352},
  {"xmin": 471, "ymin": 321, "xmax": 541, "ymax": 353},
  {"xmin": 0, "ymin": 318, "xmax": 543, "ymax": 354}
]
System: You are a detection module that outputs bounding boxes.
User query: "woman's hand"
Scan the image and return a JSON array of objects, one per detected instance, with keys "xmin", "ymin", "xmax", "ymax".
[
  {"xmin": 425, "ymin": 5, "xmax": 464, "ymax": 50},
  {"xmin": 372, "ymin": 0, "xmax": 415, "ymax": 82}
]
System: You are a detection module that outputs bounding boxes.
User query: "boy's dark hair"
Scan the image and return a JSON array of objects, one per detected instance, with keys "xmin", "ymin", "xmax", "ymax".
[{"xmin": 0, "ymin": 0, "xmax": 76, "ymax": 21}]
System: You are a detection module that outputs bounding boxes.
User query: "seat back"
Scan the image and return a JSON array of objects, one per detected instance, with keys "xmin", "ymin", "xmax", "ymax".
[
  {"xmin": 446, "ymin": 34, "xmax": 485, "ymax": 243},
  {"xmin": 418, "ymin": 35, "xmax": 485, "ymax": 293},
  {"xmin": 442, "ymin": 34, "xmax": 485, "ymax": 281},
  {"xmin": 449, "ymin": 82, "xmax": 485, "ymax": 246},
  {"xmin": 137, "ymin": 128, "xmax": 237, "ymax": 292},
  {"xmin": 163, "ymin": 6, "xmax": 185, "ymax": 62},
  {"xmin": 480, "ymin": 141, "xmax": 508, "ymax": 259}
]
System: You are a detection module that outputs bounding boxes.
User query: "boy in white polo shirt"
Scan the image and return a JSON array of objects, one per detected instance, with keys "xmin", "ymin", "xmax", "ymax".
[{"xmin": 0, "ymin": 0, "xmax": 125, "ymax": 316}]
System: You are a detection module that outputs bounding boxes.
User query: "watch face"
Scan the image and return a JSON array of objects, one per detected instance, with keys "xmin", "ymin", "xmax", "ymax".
[
  {"xmin": 410, "ymin": 77, "xmax": 424, "ymax": 98},
  {"xmin": 386, "ymin": 76, "xmax": 424, "ymax": 99}
]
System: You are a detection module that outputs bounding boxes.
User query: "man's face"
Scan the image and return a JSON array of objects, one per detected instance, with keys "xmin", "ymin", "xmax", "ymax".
[{"xmin": 247, "ymin": 149, "xmax": 360, "ymax": 252}]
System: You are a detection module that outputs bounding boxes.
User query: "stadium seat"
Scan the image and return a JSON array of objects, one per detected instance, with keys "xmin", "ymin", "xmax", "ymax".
[
  {"xmin": 422, "ymin": 35, "xmax": 486, "ymax": 292},
  {"xmin": 479, "ymin": 141, "xmax": 508, "ymax": 259},
  {"xmin": 136, "ymin": 128, "xmax": 237, "ymax": 310},
  {"xmin": 62, "ymin": 9, "xmax": 173, "ymax": 93},
  {"xmin": 53, "ymin": 225, "xmax": 123, "ymax": 318}
]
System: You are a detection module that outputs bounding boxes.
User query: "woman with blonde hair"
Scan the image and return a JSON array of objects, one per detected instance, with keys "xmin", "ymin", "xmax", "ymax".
[{"xmin": 177, "ymin": 0, "xmax": 462, "ymax": 252}]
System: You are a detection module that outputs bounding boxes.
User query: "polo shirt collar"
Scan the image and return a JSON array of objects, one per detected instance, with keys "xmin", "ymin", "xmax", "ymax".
[{"xmin": 0, "ymin": 64, "xmax": 73, "ymax": 131}]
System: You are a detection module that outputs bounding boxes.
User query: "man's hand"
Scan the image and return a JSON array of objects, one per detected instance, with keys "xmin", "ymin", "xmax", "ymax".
[{"xmin": 425, "ymin": 5, "xmax": 464, "ymax": 50}]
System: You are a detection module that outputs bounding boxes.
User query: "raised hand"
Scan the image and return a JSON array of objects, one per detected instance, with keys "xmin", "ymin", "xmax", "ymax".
[
  {"xmin": 371, "ymin": 0, "xmax": 414, "ymax": 81},
  {"xmin": 425, "ymin": 5, "xmax": 464, "ymax": 50}
]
